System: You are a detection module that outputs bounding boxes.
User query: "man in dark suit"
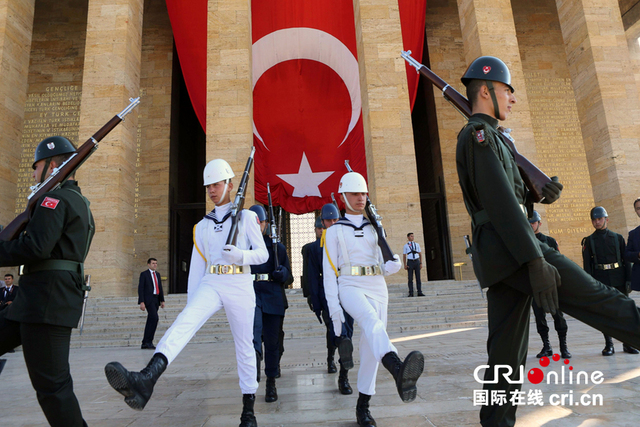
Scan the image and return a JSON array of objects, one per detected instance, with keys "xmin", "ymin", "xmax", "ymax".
[
  {"xmin": 625, "ymin": 198, "xmax": 640, "ymax": 293},
  {"xmin": 138, "ymin": 258, "xmax": 165, "ymax": 349},
  {"xmin": 0, "ymin": 274, "xmax": 18, "ymax": 310}
]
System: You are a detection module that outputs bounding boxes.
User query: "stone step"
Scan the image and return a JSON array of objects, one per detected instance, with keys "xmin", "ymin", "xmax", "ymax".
[{"xmin": 70, "ymin": 279, "xmax": 488, "ymax": 348}]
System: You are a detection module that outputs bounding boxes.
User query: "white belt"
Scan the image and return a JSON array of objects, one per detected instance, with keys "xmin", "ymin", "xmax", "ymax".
[
  {"xmin": 252, "ymin": 273, "xmax": 271, "ymax": 281},
  {"xmin": 207, "ymin": 264, "xmax": 244, "ymax": 275},
  {"xmin": 339, "ymin": 265, "xmax": 382, "ymax": 277}
]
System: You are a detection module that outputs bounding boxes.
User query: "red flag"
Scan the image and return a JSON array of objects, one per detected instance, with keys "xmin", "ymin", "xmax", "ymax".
[
  {"xmin": 251, "ymin": 0, "xmax": 367, "ymax": 214},
  {"xmin": 398, "ymin": 0, "xmax": 427, "ymax": 111},
  {"xmin": 165, "ymin": 0, "xmax": 207, "ymax": 132}
]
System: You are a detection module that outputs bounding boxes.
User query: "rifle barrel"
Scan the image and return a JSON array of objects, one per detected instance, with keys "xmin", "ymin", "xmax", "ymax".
[{"xmin": 400, "ymin": 50, "xmax": 549, "ymax": 202}]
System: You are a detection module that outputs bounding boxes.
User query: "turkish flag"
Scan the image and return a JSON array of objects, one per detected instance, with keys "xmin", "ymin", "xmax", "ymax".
[{"xmin": 251, "ymin": 0, "xmax": 367, "ymax": 214}]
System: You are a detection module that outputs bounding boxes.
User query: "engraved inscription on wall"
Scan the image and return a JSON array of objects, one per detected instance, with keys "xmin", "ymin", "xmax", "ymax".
[
  {"xmin": 16, "ymin": 86, "xmax": 82, "ymax": 213},
  {"xmin": 526, "ymin": 73, "xmax": 594, "ymax": 262}
]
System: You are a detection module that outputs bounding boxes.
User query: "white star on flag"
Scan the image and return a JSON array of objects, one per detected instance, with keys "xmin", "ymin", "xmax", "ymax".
[{"xmin": 276, "ymin": 152, "xmax": 334, "ymax": 198}]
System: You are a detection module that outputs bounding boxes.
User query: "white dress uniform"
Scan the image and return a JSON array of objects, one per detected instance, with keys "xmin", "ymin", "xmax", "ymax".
[
  {"xmin": 155, "ymin": 202, "xmax": 268, "ymax": 394},
  {"xmin": 322, "ymin": 213, "xmax": 398, "ymax": 395}
]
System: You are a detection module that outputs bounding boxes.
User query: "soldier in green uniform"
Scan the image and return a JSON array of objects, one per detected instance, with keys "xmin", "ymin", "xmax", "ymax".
[
  {"xmin": 582, "ymin": 206, "xmax": 638, "ymax": 356},
  {"xmin": 0, "ymin": 136, "xmax": 95, "ymax": 427},
  {"xmin": 457, "ymin": 56, "xmax": 640, "ymax": 427},
  {"xmin": 528, "ymin": 211, "xmax": 571, "ymax": 359}
]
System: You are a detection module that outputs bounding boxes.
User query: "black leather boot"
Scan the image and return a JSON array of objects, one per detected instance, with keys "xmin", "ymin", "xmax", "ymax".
[
  {"xmin": 338, "ymin": 366, "xmax": 353, "ymax": 395},
  {"xmin": 602, "ymin": 335, "xmax": 615, "ymax": 356},
  {"xmin": 337, "ymin": 336, "xmax": 354, "ymax": 370},
  {"xmin": 356, "ymin": 393, "xmax": 376, "ymax": 426},
  {"xmin": 559, "ymin": 335, "xmax": 572, "ymax": 359},
  {"xmin": 255, "ymin": 350, "xmax": 262, "ymax": 383},
  {"xmin": 536, "ymin": 335, "xmax": 553, "ymax": 358},
  {"xmin": 623, "ymin": 343, "xmax": 639, "ymax": 354},
  {"xmin": 265, "ymin": 377, "xmax": 278, "ymax": 402},
  {"xmin": 239, "ymin": 394, "xmax": 257, "ymax": 427},
  {"xmin": 327, "ymin": 347, "xmax": 337, "ymax": 373},
  {"xmin": 105, "ymin": 353, "xmax": 168, "ymax": 410},
  {"xmin": 381, "ymin": 351, "xmax": 424, "ymax": 402}
]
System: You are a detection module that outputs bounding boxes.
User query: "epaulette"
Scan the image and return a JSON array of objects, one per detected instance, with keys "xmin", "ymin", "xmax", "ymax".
[
  {"xmin": 464, "ymin": 121, "xmax": 490, "ymax": 147},
  {"xmin": 581, "ymin": 237, "xmax": 587, "ymax": 252}
]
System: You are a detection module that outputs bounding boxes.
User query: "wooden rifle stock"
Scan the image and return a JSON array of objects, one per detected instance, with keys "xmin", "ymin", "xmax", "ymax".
[
  {"xmin": 344, "ymin": 161, "xmax": 395, "ymax": 263},
  {"xmin": 226, "ymin": 146, "xmax": 256, "ymax": 247},
  {"xmin": 0, "ymin": 97, "xmax": 141, "ymax": 241},
  {"xmin": 401, "ymin": 51, "xmax": 550, "ymax": 202}
]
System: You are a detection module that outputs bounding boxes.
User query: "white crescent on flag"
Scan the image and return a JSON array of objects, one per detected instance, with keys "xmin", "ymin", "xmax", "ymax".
[{"xmin": 252, "ymin": 27, "xmax": 362, "ymax": 150}]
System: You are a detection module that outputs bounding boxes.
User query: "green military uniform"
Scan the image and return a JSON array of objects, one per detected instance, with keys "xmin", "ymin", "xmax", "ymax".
[
  {"xmin": 457, "ymin": 113, "xmax": 640, "ymax": 426},
  {"xmin": 582, "ymin": 228, "xmax": 629, "ymax": 292},
  {"xmin": 582, "ymin": 227, "xmax": 636, "ymax": 353},
  {"xmin": 0, "ymin": 180, "xmax": 94, "ymax": 427}
]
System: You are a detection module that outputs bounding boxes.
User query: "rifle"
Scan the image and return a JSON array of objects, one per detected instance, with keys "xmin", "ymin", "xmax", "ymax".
[
  {"xmin": 78, "ymin": 274, "xmax": 92, "ymax": 334},
  {"xmin": 463, "ymin": 236, "xmax": 484, "ymax": 300},
  {"xmin": 277, "ymin": 206, "xmax": 283, "ymax": 244},
  {"xmin": 331, "ymin": 192, "xmax": 340, "ymax": 213},
  {"xmin": 344, "ymin": 160, "xmax": 395, "ymax": 262},
  {"xmin": 226, "ymin": 146, "xmax": 256, "ymax": 247},
  {"xmin": 0, "ymin": 97, "xmax": 141, "ymax": 241},
  {"xmin": 401, "ymin": 50, "xmax": 550, "ymax": 202},
  {"xmin": 267, "ymin": 183, "xmax": 279, "ymax": 268}
]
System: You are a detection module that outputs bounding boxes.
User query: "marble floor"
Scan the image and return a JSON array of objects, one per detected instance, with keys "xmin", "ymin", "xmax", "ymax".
[{"xmin": 2, "ymin": 316, "xmax": 640, "ymax": 426}]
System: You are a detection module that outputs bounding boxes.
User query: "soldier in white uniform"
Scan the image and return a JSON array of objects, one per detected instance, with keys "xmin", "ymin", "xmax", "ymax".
[
  {"xmin": 323, "ymin": 172, "xmax": 425, "ymax": 427},
  {"xmin": 104, "ymin": 159, "xmax": 268, "ymax": 427}
]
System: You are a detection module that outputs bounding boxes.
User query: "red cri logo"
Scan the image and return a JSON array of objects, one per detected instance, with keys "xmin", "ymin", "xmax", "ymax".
[{"xmin": 483, "ymin": 66, "xmax": 491, "ymax": 74}]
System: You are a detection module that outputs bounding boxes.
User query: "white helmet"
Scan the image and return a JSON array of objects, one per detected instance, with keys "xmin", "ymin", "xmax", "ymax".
[
  {"xmin": 338, "ymin": 172, "xmax": 368, "ymax": 193},
  {"xmin": 203, "ymin": 159, "xmax": 235, "ymax": 186}
]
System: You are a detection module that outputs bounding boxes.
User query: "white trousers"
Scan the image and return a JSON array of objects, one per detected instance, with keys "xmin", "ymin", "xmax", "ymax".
[
  {"xmin": 339, "ymin": 285, "xmax": 397, "ymax": 396},
  {"xmin": 155, "ymin": 277, "xmax": 258, "ymax": 394}
]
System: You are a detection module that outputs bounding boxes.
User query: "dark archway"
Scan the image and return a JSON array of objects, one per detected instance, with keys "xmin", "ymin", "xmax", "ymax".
[
  {"xmin": 168, "ymin": 45, "xmax": 206, "ymax": 294},
  {"xmin": 410, "ymin": 34, "xmax": 454, "ymax": 281}
]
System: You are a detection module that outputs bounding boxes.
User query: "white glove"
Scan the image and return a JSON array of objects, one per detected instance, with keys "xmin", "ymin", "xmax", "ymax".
[
  {"xmin": 331, "ymin": 309, "xmax": 345, "ymax": 337},
  {"xmin": 384, "ymin": 254, "xmax": 402, "ymax": 276},
  {"xmin": 221, "ymin": 244, "xmax": 244, "ymax": 265}
]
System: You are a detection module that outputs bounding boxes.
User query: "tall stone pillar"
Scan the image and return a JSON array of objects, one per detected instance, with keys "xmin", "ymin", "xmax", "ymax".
[
  {"xmin": 556, "ymin": 0, "xmax": 640, "ymax": 231},
  {"xmin": 456, "ymin": 0, "xmax": 537, "ymax": 162},
  {"xmin": 0, "ymin": 0, "xmax": 35, "ymax": 226},
  {"xmin": 207, "ymin": 0, "xmax": 254, "ymax": 209},
  {"xmin": 352, "ymin": 0, "xmax": 424, "ymax": 264},
  {"xmin": 77, "ymin": 0, "xmax": 144, "ymax": 296}
]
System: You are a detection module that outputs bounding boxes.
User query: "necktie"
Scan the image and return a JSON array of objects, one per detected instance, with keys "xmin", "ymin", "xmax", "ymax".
[{"xmin": 152, "ymin": 271, "xmax": 159, "ymax": 295}]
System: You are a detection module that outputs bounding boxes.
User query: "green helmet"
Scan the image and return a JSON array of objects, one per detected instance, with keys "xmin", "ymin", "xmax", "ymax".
[
  {"xmin": 461, "ymin": 56, "xmax": 514, "ymax": 92},
  {"xmin": 590, "ymin": 206, "xmax": 608, "ymax": 220},
  {"xmin": 32, "ymin": 136, "xmax": 76, "ymax": 169}
]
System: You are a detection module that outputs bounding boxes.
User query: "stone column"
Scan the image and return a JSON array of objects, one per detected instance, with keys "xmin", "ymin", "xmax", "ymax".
[
  {"xmin": 207, "ymin": 0, "xmax": 254, "ymax": 210},
  {"xmin": 456, "ymin": 0, "xmax": 538, "ymax": 162},
  {"xmin": 556, "ymin": 0, "xmax": 640, "ymax": 232},
  {"xmin": 353, "ymin": 0, "xmax": 424, "ymax": 267},
  {"xmin": 0, "ymin": 0, "xmax": 35, "ymax": 226},
  {"xmin": 77, "ymin": 0, "xmax": 144, "ymax": 296}
]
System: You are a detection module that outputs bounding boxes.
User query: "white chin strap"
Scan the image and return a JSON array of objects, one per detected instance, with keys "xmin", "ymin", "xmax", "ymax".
[
  {"xmin": 342, "ymin": 192, "xmax": 356, "ymax": 213},
  {"xmin": 220, "ymin": 179, "xmax": 230, "ymax": 203}
]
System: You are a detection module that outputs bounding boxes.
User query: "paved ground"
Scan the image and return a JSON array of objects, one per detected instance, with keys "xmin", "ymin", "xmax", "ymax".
[{"xmin": 2, "ymin": 315, "xmax": 640, "ymax": 426}]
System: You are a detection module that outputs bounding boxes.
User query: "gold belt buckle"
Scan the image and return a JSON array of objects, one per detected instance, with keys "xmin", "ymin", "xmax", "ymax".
[
  {"xmin": 220, "ymin": 264, "xmax": 232, "ymax": 274},
  {"xmin": 350, "ymin": 266, "xmax": 360, "ymax": 276},
  {"xmin": 363, "ymin": 266, "xmax": 373, "ymax": 276}
]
